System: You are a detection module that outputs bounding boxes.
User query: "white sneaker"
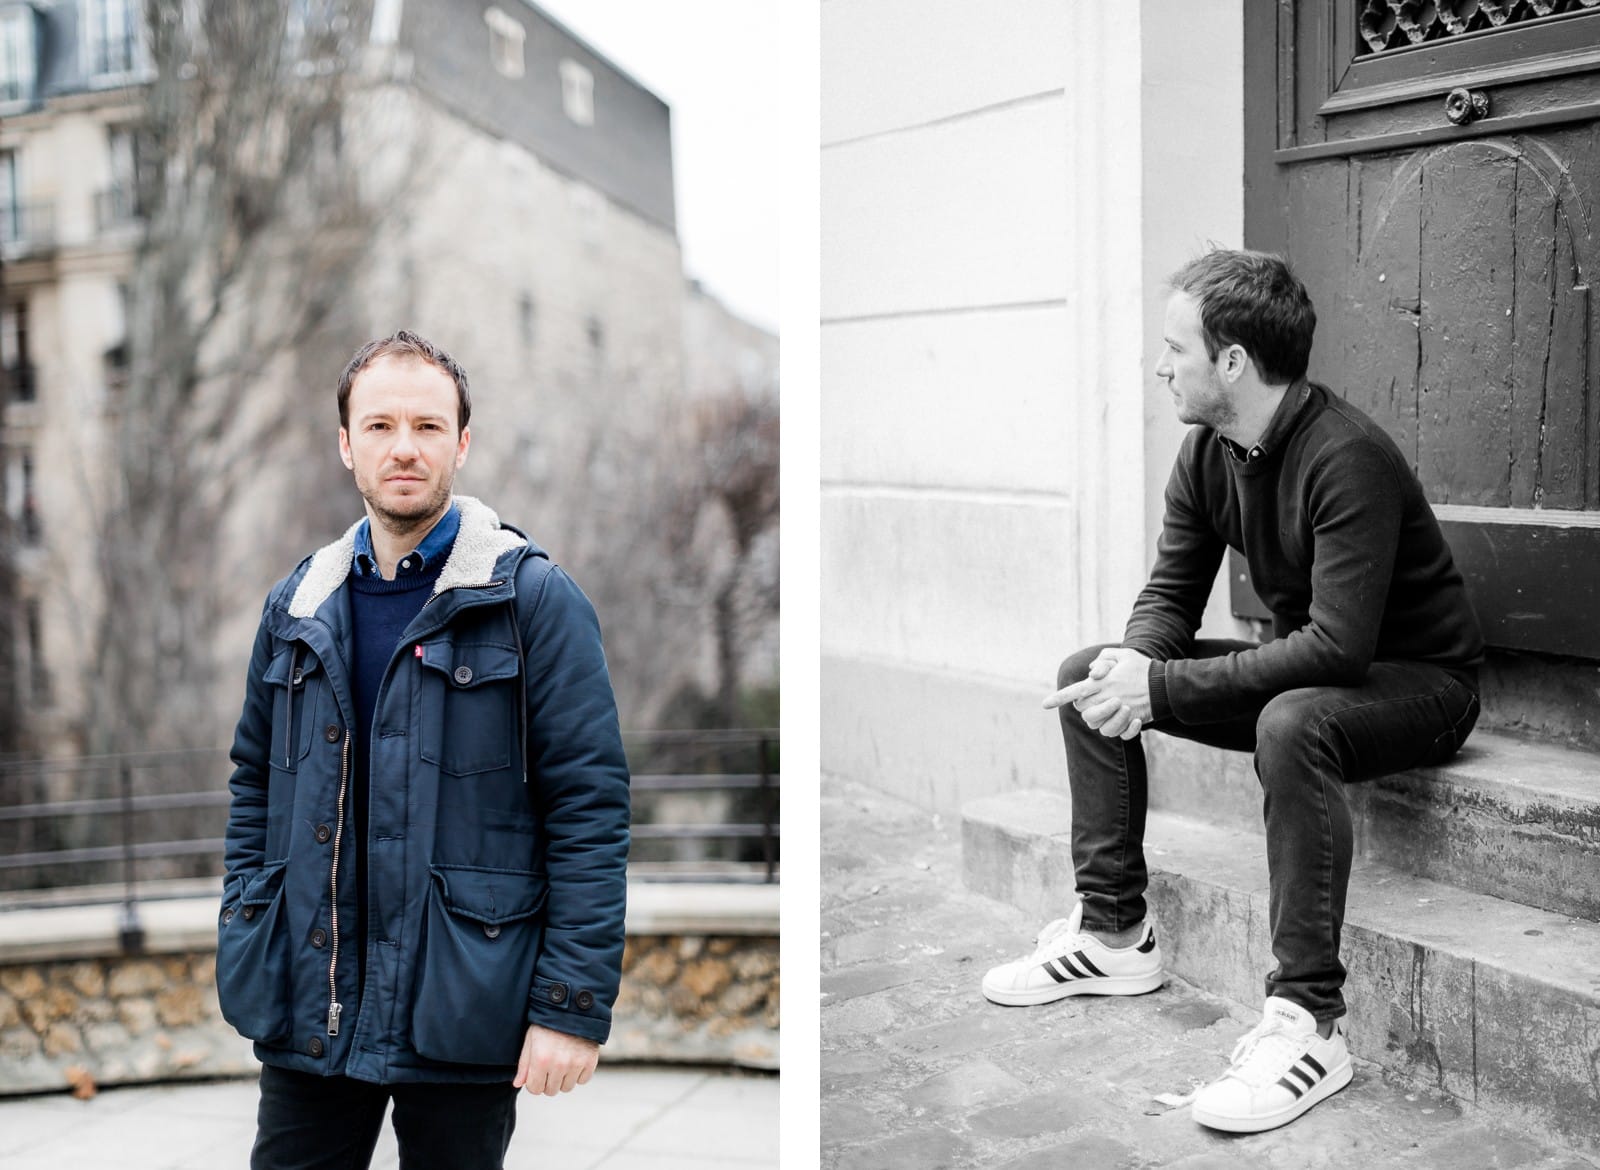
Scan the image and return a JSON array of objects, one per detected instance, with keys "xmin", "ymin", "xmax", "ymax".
[
  {"xmin": 980, "ymin": 901, "xmax": 1163, "ymax": 1006},
  {"xmin": 1191, "ymin": 997, "xmax": 1354, "ymax": 1133}
]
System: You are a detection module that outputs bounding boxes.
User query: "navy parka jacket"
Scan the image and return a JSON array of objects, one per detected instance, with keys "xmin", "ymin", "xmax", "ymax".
[{"xmin": 217, "ymin": 496, "xmax": 630, "ymax": 1083}]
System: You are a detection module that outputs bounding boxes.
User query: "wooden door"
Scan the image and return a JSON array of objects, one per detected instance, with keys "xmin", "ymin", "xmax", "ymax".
[{"xmin": 1240, "ymin": 0, "xmax": 1600, "ymax": 656}]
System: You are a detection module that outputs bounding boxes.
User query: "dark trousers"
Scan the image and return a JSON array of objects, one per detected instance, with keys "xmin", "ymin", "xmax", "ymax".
[
  {"xmin": 251, "ymin": 1063, "xmax": 519, "ymax": 1170},
  {"xmin": 1058, "ymin": 640, "xmax": 1480, "ymax": 1022}
]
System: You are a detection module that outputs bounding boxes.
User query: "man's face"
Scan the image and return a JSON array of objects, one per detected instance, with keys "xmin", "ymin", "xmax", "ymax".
[
  {"xmin": 1156, "ymin": 291, "xmax": 1237, "ymax": 432},
  {"xmin": 339, "ymin": 355, "xmax": 469, "ymax": 532}
]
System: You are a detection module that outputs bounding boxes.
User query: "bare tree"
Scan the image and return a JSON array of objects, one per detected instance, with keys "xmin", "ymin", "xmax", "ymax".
[
  {"xmin": 692, "ymin": 392, "xmax": 780, "ymax": 727},
  {"xmin": 82, "ymin": 1, "xmax": 384, "ymax": 756}
]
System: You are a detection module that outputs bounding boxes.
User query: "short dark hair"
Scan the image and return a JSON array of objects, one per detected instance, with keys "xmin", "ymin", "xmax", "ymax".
[
  {"xmin": 337, "ymin": 330, "xmax": 471, "ymax": 431},
  {"xmin": 1167, "ymin": 249, "xmax": 1315, "ymax": 385}
]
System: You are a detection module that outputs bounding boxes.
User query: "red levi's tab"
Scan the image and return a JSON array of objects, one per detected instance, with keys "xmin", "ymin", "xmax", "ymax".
[{"xmin": 414, "ymin": 645, "xmax": 424, "ymax": 658}]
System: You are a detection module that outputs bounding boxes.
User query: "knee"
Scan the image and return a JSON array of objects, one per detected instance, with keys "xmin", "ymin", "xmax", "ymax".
[
  {"xmin": 1254, "ymin": 691, "xmax": 1325, "ymax": 768},
  {"xmin": 1058, "ymin": 644, "xmax": 1117, "ymax": 691}
]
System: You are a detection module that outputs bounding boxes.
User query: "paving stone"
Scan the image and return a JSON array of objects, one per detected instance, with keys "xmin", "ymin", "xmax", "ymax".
[
  {"xmin": 882, "ymin": 1011, "xmax": 1019, "ymax": 1062},
  {"xmin": 997, "ymin": 1135, "xmax": 1137, "ymax": 1170},
  {"xmin": 902, "ymin": 1059, "xmax": 1026, "ymax": 1115},
  {"xmin": 831, "ymin": 1127, "xmax": 974, "ymax": 1170},
  {"xmin": 821, "ymin": 1099, "xmax": 882, "ymax": 1148},
  {"xmin": 965, "ymin": 1086, "xmax": 1108, "ymax": 1139},
  {"xmin": 822, "ymin": 963, "xmax": 921, "ymax": 1003}
]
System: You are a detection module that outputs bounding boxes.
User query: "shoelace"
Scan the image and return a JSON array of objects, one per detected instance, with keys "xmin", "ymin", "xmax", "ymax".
[
  {"xmin": 1223, "ymin": 1017, "xmax": 1309, "ymax": 1086},
  {"xmin": 1027, "ymin": 918, "xmax": 1078, "ymax": 961}
]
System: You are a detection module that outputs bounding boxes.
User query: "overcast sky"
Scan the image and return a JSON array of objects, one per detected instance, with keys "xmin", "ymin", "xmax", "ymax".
[{"xmin": 527, "ymin": 0, "xmax": 780, "ymax": 335}]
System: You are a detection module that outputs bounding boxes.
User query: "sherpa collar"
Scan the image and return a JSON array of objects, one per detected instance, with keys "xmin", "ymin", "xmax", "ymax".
[{"xmin": 287, "ymin": 495, "xmax": 526, "ymax": 618}]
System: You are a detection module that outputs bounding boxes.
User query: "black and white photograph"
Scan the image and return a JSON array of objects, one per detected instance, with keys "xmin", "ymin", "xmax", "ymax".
[{"xmin": 822, "ymin": 2, "xmax": 1600, "ymax": 1167}]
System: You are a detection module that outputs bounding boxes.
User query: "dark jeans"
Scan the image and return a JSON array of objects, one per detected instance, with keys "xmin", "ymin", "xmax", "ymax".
[
  {"xmin": 252, "ymin": 1063, "xmax": 519, "ymax": 1170},
  {"xmin": 1058, "ymin": 640, "xmax": 1480, "ymax": 1022}
]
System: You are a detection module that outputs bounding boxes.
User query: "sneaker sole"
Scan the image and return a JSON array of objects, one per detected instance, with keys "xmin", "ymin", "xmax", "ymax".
[
  {"xmin": 1191, "ymin": 1058, "xmax": 1354, "ymax": 1133},
  {"xmin": 981, "ymin": 970, "xmax": 1166, "ymax": 1006}
]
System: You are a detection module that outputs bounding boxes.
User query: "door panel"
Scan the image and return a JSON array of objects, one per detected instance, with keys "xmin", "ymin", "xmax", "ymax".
[{"xmin": 1242, "ymin": 1, "xmax": 1600, "ymax": 655}]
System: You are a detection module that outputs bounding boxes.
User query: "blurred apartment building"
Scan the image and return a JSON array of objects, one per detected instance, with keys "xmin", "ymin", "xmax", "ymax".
[{"xmin": 0, "ymin": 0, "xmax": 775, "ymax": 751}]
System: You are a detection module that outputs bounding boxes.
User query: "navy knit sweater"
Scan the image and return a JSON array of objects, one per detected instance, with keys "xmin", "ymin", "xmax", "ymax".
[
  {"xmin": 348, "ymin": 563, "xmax": 442, "ymax": 997},
  {"xmin": 1129, "ymin": 380, "xmax": 1485, "ymax": 725}
]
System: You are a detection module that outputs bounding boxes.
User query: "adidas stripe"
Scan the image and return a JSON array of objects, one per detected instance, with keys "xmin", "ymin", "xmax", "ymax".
[{"xmin": 1274, "ymin": 1055, "xmax": 1327, "ymax": 1099}]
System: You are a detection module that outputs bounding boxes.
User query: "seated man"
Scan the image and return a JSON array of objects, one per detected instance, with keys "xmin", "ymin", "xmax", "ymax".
[{"xmin": 981, "ymin": 249, "xmax": 1483, "ymax": 1134}]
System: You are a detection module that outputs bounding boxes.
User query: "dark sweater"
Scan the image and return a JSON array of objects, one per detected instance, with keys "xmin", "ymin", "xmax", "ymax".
[
  {"xmin": 1128, "ymin": 380, "xmax": 1484, "ymax": 725},
  {"xmin": 348, "ymin": 564, "xmax": 441, "ymax": 998}
]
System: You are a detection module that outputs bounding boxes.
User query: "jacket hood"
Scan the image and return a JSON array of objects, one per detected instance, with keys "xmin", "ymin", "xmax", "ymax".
[{"xmin": 287, "ymin": 495, "xmax": 528, "ymax": 618}]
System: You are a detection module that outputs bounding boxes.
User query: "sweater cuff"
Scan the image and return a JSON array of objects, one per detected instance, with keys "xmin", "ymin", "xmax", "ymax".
[{"xmin": 1147, "ymin": 661, "xmax": 1174, "ymax": 724}]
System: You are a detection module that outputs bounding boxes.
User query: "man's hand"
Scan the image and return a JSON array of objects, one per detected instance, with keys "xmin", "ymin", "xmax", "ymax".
[
  {"xmin": 1043, "ymin": 648, "xmax": 1153, "ymax": 740},
  {"xmin": 513, "ymin": 1024, "xmax": 599, "ymax": 1096}
]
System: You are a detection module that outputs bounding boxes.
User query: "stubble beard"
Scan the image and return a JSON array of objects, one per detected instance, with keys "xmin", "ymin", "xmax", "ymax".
[
  {"xmin": 1180, "ymin": 373, "xmax": 1237, "ymax": 434},
  {"xmin": 359, "ymin": 465, "xmax": 456, "ymax": 542}
]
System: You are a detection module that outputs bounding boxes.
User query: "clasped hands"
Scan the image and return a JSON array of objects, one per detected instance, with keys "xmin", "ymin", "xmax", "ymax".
[{"xmin": 1043, "ymin": 647, "xmax": 1153, "ymax": 740}]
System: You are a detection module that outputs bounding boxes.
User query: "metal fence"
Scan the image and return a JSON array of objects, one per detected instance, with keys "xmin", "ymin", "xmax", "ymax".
[{"xmin": 0, "ymin": 728, "xmax": 778, "ymax": 917}]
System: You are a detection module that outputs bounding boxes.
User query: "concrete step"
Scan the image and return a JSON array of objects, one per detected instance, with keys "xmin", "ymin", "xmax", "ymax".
[
  {"xmin": 1144, "ymin": 729, "xmax": 1600, "ymax": 920},
  {"xmin": 962, "ymin": 790, "xmax": 1600, "ymax": 1155}
]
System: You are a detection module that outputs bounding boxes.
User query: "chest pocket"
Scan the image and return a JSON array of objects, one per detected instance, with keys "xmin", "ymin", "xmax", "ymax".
[
  {"xmin": 262, "ymin": 647, "xmax": 324, "ymax": 771},
  {"xmin": 418, "ymin": 642, "xmax": 521, "ymax": 776}
]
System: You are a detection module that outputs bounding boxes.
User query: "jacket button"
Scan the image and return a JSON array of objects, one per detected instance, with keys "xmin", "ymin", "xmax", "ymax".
[
  {"xmin": 222, "ymin": 907, "xmax": 235, "ymax": 924},
  {"xmin": 315, "ymin": 823, "xmax": 332, "ymax": 844},
  {"xmin": 549, "ymin": 984, "xmax": 567, "ymax": 1004},
  {"xmin": 308, "ymin": 1037, "xmax": 324, "ymax": 1058},
  {"xmin": 575, "ymin": 990, "xmax": 594, "ymax": 1011},
  {"xmin": 292, "ymin": 667, "xmax": 305, "ymax": 686},
  {"xmin": 311, "ymin": 928, "xmax": 327, "ymax": 948},
  {"xmin": 324, "ymin": 724, "xmax": 341, "ymax": 743},
  {"xmin": 453, "ymin": 665, "xmax": 473, "ymax": 685},
  {"xmin": 483, "ymin": 923, "xmax": 501, "ymax": 939},
  {"xmin": 241, "ymin": 905, "xmax": 255, "ymax": 920}
]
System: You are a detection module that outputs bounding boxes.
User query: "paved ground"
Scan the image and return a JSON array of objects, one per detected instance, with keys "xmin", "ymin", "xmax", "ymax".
[
  {"xmin": 0, "ymin": 1064, "xmax": 777, "ymax": 1169},
  {"xmin": 822, "ymin": 773, "xmax": 1599, "ymax": 1170}
]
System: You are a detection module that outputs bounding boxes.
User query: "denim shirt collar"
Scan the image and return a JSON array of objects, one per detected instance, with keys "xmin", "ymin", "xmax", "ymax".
[{"xmin": 352, "ymin": 501, "xmax": 461, "ymax": 579}]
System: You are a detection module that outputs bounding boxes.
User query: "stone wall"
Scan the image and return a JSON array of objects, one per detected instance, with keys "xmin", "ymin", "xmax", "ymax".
[
  {"xmin": 0, "ymin": 884, "xmax": 778, "ymax": 1094},
  {"xmin": 0, "ymin": 952, "xmax": 252, "ymax": 1094},
  {"xmin": 610, "ymin": 934, "xmax": 779, "ymax": 1068}
]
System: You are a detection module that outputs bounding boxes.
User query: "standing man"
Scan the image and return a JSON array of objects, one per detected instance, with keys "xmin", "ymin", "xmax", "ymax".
[
  {"xmin": 218, "ymin": 331, "xmax": 630, "ymax": 1169},
  {"xmin": 980, "ymin": 250, "xmax": 1483, "ymax": 1133}
]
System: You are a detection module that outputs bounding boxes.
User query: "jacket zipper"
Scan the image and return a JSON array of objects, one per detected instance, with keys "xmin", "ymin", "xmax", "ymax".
[{"xmin": 327, "ymin": 729, "xmax": 350, "ymax": 1036}]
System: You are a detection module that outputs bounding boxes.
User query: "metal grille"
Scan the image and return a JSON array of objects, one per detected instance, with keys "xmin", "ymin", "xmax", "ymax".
[{"xmin": 1357, "ymin": 0, "xmax": 1600, "ymax": 55}]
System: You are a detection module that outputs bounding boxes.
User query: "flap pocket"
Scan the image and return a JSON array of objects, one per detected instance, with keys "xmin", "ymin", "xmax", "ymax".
[
  {"xmin": 429, "ymin": 865, "xmax": 547, "ymax": 925},
  {"xmin": 239, "ymin": 859, "xmax": 289, "ymax": 907},
  {"xmin": 419, "ymin": 642, "xmax": 520, "ymax": 689}
]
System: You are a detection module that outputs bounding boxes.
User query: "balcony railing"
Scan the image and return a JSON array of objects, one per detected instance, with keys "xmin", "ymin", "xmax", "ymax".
[
  {"xmin": 0, "ymin": 201, "xmax": 56, "ymax": 253},
  {"xmin": 95, "ymin": 184, "xmax": 141, "ymax": 231}
]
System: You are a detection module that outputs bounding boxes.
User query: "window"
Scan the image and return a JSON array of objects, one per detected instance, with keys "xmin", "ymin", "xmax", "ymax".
[
  {"xmin": 0, "ymin": 148, "xmax": 18, "ymax": 245},
  {"xmin": 560, "ymin": 59, "xmax": 594, "ymax": 126},
  {"xmin": 484, "ymin": 7, "xmax": 525, "ymax": 79},
  {"xmin": 287, "ymin": 0, "xmax": 348, "ymax": 50},
  {"xmin": 0, "ymin": 8, "xmax": 36, "ymax": 105},
  {"xmin": 99, "ymin": 126, "xmax": 141, "ymax": 228},
  {"xmin": 84, "ymin": 0, "xmax": 140, "ymax": 78},
  {"xmin": 517, "ymin": 293, "xmax": 535, "ymax": 348},
  {"xmin": 11, "ymin": 448, "xmax": 39, "ymax": 544},
  {"xmin": 23, "ymin": 597, "xmax": 48, "ymax": 706},
  {"xmin": 2, "ymin": 299, "xmax": 32, "ymax": 403}
]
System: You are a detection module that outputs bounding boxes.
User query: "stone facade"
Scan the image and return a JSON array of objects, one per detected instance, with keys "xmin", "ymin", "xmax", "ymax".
[
  {"xmin": 0, "ymin": 928, "xmax": 778, "ymax": 1095},
  {"xmin": 821, "ymin": 0, "xmax": 1249, "ymax": 814}
]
